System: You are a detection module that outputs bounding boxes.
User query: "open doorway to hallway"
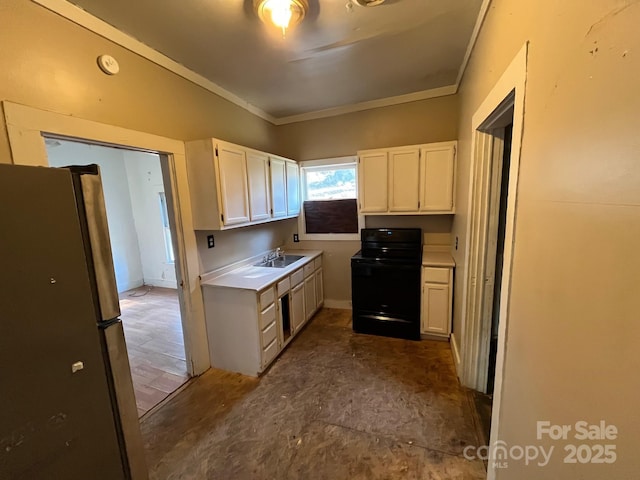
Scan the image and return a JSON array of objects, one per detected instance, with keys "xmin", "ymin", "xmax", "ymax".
[
  {"xmin": 45, "ymin": 138, "xmax": 189, "ymax": 416},
  {"xmin": 470, "ymin": 118, "xmax": 514, "ymax": 444}
]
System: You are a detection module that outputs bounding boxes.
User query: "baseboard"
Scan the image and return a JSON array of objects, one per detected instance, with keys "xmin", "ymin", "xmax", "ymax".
[
  {"xmin": 117, "ymin": 279, "xmax": 144, "ymax": 293},
  {"xmin": 323, "ymin": 299, "xmax": 352, "ymax": 310},
  {"xmin": 143, "ymin": 278, "xmax": 178, "ymax": 289},
  {"xmin": 451, "ymin": 332, "xmax": 462, "ymax": 367}
]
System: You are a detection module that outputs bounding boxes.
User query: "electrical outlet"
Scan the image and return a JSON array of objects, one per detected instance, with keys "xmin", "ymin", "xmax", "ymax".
[
  {"xmin": 207, "ymin": 234, "xmax": 215, "ymax": 248},
  {"xmin": 293, "ymin": 233, "xmax": 299, "ymax": 243}
]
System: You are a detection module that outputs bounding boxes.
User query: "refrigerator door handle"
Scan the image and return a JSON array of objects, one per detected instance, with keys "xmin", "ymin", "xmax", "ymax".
[{"xmin": 79, "ymin": 167, "xmax": 121, "ymax": 321}]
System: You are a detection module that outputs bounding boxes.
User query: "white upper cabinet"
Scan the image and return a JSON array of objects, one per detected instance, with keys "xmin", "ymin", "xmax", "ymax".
[
  {"xmin": 286, "ymin": 160, "xmax": 300, "ymax": 216},
  {"xmin": 389, "ymin": 148, "xmax": 420, "ymax": 212},
  {"xmin": 357, "ymin": 141, "xmax": 456, "ymax": 215},
  {"xmin": 215, "ymin": 142, "xmax": 251, "ymax": 226},
  {"xmin": 185, "ymin": 138, "xmax": 300, "ymax": 230},
  {"xmin": 420, "ymin": 142, "xmax": 456, "ymax": 213},
  {"xmin": 246, "ymin": 150, "xmax": 271, "ymax": 222},
  {"xmin": 358, "ymin": 150, "xmax": 388, "ymax": 213},
  {"xmin": 269, "ymin": 157, "xmax": 287, "ymax": 218}
]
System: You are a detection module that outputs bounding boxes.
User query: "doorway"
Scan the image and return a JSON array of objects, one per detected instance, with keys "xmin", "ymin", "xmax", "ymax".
[
  {"xmin": 458, "ymin": 45, "xmax": 528, "ymax": 479},
  {"xmin": 467, "ymin": 114, "xmax": 514, "ymax": 443},
  {"xmin": 3, "ymin": 100, "xmax": 210, "ymax": 385},
  {"xmin": 45, "ymin": 138, "xmax": 189, "ymax": 416}
]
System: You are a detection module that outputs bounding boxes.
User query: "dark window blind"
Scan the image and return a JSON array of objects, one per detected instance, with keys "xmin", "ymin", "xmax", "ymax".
[{"xmin": 303, "ymin": 199, "xmax": 358, "ymax": 234}]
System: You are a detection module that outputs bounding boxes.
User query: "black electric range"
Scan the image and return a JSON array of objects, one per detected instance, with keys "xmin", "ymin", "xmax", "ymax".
[{"xmin": 351, "ymin": 228, "xmax": 422, "ymax": 340}]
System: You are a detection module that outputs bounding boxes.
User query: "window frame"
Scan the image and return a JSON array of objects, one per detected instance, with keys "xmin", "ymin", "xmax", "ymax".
[{"xmin": 298, "ymin": 156, "xmax": 363, "ymax": 241}]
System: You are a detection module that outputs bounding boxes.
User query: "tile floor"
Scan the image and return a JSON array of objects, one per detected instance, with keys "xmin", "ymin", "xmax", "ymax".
[
  {"xmin": 119, "ymin": 286, "xmax": 189, "ymax": 417},
  {"xmin": 140, "ymin": 308, "xmax": 486, "ymax": 479}
]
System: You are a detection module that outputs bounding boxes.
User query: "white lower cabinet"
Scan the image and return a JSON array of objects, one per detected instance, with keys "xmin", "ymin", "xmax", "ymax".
[
  {"xmin": 315, "ymin": 268, "xmax": 324, "ymax": 310},
  {"xmin": 203, "ymin": 253, "xmax": 324, "ymax": 376},
  {"xmin": 291, "ymin": 281, "xmax": 305, "ymax": 333},
  {"xmin": 259, "ymin": 302, "xmax": 278, "ymax": 367},
  {"xmin": 421, "ymin": 266, "xmax": 454, "ymax": 338},
  {"xmin": 304, "ymin": 275, "xmax": 317, "ymax": 321}
]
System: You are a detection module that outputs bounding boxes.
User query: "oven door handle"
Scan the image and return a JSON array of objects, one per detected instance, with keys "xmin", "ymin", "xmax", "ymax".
[{"xmin": 352, "ymin": 263, "xmax": 420, "ymax": 275}]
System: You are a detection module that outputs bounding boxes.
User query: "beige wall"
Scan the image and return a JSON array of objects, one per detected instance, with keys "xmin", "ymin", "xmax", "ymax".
[
  {"xmin": 279, "ymin": 96, "xmax": 459, "ymax": 303},
  {"xmin": 275, "ymin": 95, "xmax": 459, "ymax": 161},
  {"xmin": 452, "ymin": 0, "xmax": 640, "ymax": 477},
  {"xmin": 0, "ymin": 0, "xmax": 277, "ymax": 157},
  {"xmin": 0, "ymin": 0, "xmax": 460, "ymax": 307},
  {"xmin": 0, "ymin": 0, "xmax": 299, "ymax": 272},
  {"xmin": 198, "ymin": 220, "xmax": 297, "ymax": 274}
]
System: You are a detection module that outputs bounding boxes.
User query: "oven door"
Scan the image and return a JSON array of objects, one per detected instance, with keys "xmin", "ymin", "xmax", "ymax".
[{"xmin": 351, "ymin": 259, "xmax": 421, "ymax": 339}]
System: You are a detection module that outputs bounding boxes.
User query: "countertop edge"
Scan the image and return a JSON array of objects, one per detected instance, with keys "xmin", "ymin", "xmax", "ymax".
[
  {"xmin": 422, "ymin": 249, "xmax": 456, "ymax": 268},
  {"xmin": 201, "ymin": 250, "xmax": 323, "ymax": 292}
]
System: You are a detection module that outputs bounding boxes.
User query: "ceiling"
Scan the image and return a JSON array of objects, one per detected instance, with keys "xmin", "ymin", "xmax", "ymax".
[{"xmin": 64, "ymin": 0, "xmax": 485, "ymax": 122}]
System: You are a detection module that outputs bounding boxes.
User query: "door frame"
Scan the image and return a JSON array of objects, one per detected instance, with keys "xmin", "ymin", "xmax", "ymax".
[
  {"xmin": 2, "ymin": 101, "xmax": 210, "ymax": 376},
  {"xmin": 458, "ymin": 43, "xmax": 528, "ymax": 477}
]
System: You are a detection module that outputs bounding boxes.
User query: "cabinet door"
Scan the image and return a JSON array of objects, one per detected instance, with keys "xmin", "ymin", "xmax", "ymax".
[
  {"xmin": 270, "ymin": 157, "xmax": 287, "ymax": 218},
  {"xmin": 420, "ymin": 144, "xmax": 456, "ymax": 212},
  {"xmin": 389, "ymin": 148, "xmax": 420, "ymax": 212},
  {"xmin": 358, "ymin": 151, "xmax": 388, "ymax": 212},
  {"xmin": 304, "ymin": 275, "xmax": 316, "ymax": 321},
  {"xmin": 216, "ymin": 142, "xmax": 250, "ymax": 225},
  {"xmin": 286, "ymin": 161, "xmax": 300, "ymax": 216},
  {"xmin": 315, "ymin": 268, "xmax": 324, "ymax": 309},
  {"xmin": 291, "ymin": 282, "xmax": 305, "ymax": 332},
  {"xmin": 246, "ymin": 151, "xmax": 271, "ymax": 222},
  {"xmin": 422, "ymin": 282, "xmax": 450, "ymax": 335}
]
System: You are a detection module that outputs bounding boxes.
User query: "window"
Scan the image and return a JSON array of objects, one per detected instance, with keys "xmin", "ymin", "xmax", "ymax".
[
  {"xmin": 299, "ymin": 157, "xmax": 363, "ymax": 240},
  {"xmin": 158, "ymin": 192, "xmax": 175, "ymax": 263}
]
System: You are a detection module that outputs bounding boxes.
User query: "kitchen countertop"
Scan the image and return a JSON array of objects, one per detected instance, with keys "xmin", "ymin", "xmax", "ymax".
[
  {"xmin": 422, "ymin": 249, "xmax": 456, "ymax": 268},
  {"xmin": 201, "ymin": 250, "xmax": 323, "ymax": 292}
]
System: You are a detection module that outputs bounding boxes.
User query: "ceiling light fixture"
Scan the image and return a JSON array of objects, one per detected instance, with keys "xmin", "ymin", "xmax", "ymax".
[
  {"xmin": 353, "ymin": 0, "xmax": 386, "ymax": 6},
  {"xmin": 255, "ymin": 0, "xmax": 308, "ymax": 37}
]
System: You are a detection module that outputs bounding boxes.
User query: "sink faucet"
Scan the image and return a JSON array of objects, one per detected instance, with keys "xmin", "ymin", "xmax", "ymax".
[{"xmin": 265, "ymin": 248, "xmax": 283, "ymax": 263}]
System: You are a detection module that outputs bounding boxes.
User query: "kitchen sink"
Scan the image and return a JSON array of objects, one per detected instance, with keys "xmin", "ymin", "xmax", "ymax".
[{"xmin": 254, "ymin": 254, "xmax": 305, "ymax": 268}]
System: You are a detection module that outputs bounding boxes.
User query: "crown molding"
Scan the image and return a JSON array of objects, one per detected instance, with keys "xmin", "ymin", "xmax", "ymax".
[
  {"xmin": 31, "ymin": 0, "xmax": 278, "ymax": 124},
  {"xmin": 272, "ymin": 85, "xmax": 458, "ymax": 125},
  {"xmin": 455, "ymin": 0, "xmax": 492, "ymax": 88},
  {"xmin": 31, "ymin": 0, "xmax": 491, "ymax": 126}
]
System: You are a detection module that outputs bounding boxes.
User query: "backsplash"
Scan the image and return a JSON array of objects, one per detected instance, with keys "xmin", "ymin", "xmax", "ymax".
[{"xmin": 196, "ymin": 219, "xmax": 297, "ymax": 274}]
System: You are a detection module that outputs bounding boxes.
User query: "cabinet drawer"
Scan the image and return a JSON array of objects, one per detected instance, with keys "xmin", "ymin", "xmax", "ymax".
[
  {"xmin": 304, "ymin": 262, "xmax": 315, "ymax": 278},
  {"xmin": 259, "ymin": 302, "xmax": 276, "ymax": 330},
  {"xmin": 261, "ymin": 319, "xmax": 277, "ymax": 348},
  {"xmin": 423, "ymin": 267, "xmax": 450, "ymax": 284},
  {"xmin": 277, "ymin": 277, "xmax": 290, "ymax": 297},
  {"xmin": 314, "ymin": 256, "xmax": 322, "ymax": 270},
  {"xmin": 262, "ymin": 338, "xmax": 278, "ymax": 366},
  {"xmin": 259, "ymin": 287, "xmax": 275, "ymax": 308},
  {"xmin": 291, "ymin": 268, "xmax": 304, "ymax": 286}
]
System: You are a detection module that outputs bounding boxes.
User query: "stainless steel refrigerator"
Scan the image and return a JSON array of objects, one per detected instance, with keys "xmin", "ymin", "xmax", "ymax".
[{"xmin": 0, "ymin": 163, "xmax": 148, "ymax": 479}]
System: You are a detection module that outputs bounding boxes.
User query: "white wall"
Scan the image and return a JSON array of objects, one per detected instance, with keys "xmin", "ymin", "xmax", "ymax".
[
  {"xmin": 46, "ymin": 140, "xmax": 144, "ymax": 292},
  {"xmin": 124, "ymin": 151, "xmax": 177, "ymax": 289},
  {"xmin": 46, "ymin": 140, "xmax": 178, "ymax": 291}
]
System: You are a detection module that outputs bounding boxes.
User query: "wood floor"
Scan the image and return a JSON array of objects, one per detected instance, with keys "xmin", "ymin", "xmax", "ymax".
[
  {"xmin": 119, "ymin": 286, "xmax": 188, "ymax": 417},
  {"xmin": 140, "ymin": 308, "xmax": 486, "ymax": 479}
]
